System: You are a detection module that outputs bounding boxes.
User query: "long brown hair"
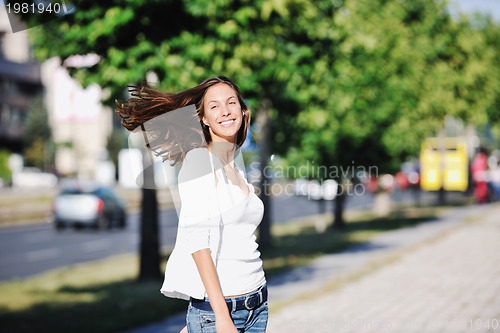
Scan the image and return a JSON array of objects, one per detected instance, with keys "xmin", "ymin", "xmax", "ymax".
[{"xmin": 115, "ymin": 76, "xmax": 251, "ymax": 165}]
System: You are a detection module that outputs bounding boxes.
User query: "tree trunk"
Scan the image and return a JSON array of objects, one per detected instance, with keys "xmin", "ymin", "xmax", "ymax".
[
  {"xmin": 137, "ymin": 134, "xmax": 162, "ymax": 282},
  {"xmin": 257, "ymin": 99, "xmax": 273, "ymax": 249},
  {"xmin": 332, "ymin": 183, "xmax": 347, "ymax": 229},
  {"xmin": 138, "ymin": 187, "xmax": 162, "ymax": 281},
  {"xmin": 438, "ymin": 187, "xmax": 446, "ymax": 206},
  {"xmin": 259, "ymin": 172, "xmax": 273, "ymax": 248},
  {"xmin": 318, "ymin": 198, "xmax": 326, "ymax": 214}
]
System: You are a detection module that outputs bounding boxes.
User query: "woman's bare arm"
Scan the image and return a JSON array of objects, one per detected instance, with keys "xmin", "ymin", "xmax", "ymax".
[{"xmin": 192, "ymin": 249, "xmax": 238, "ymax": 333}]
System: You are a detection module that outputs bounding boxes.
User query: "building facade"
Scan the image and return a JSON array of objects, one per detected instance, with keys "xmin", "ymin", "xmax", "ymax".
[
  {"xmin": 0, "ymin": 8, "xmax": 42, "ymax": 153},
  {"xmin": 0, "ymin": 6, "xmax": 113, "ymax": 182}
]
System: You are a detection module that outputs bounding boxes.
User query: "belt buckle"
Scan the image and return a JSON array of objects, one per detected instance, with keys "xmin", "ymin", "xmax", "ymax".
[{"xmin": 244, "ymin": 294, "xmax": 259, "ymax": 310}]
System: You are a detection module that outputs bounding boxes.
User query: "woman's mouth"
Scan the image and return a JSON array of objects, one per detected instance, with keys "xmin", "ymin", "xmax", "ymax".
[{"xmin": 219, "ymin": 119, "xmax": 235, "ymax": 127}]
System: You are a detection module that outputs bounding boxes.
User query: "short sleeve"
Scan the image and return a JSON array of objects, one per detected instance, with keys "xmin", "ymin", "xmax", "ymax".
[{"xmin": 177, "ymin": 148, "xmax": 217, "ymax": 254}]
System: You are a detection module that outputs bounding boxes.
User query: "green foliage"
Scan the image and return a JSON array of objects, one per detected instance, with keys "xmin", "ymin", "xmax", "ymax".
[
  {"xmin": 23, "ymin": 95, "xmax": 55, "ymax": 170},
  {"xmin": 0, "ymin": 150, "xmax": 12, "ymax": 185},
  {"xmin": 24, "ymin": 138, "xmax": 49, "ymax": 170},
  {"xmin": 24, "ymin": 95, "xmax": 51, "ymax": 145},
  {"xmin": 23, "ymin": 0, "xmax": 500, "ymax": 177},
  {"xmin": 106, "ymin": 129, "xmax": 127, "ymax": 171},
  {"xmin": 285, "ymin": 0, "xmax": 500, "ymax": 176}
]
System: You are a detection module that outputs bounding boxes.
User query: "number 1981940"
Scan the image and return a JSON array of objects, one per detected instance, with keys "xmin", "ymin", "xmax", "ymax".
[
  {"xmin": 468, "ymin": 319, "xmax": 499, "ymax": 330},
  {"xmin": 5, "ymin": 1, "xmax": 65, "ymax": 15}
]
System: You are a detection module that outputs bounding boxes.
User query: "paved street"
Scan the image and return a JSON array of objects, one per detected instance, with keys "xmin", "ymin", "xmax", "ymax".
[{"xmin": 268, "ymin": 203, "xmax": 500, "ymax": 333}]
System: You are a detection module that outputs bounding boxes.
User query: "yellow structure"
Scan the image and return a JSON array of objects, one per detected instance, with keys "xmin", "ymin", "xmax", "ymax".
[{"xmin": 420, "ymin": 137, "xmax": 469, "ymax": 192}]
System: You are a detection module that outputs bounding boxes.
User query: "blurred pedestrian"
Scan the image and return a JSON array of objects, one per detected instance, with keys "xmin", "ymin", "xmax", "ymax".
[
  {"xmin": 490, "ymin": 160, "xmax": 500, "ymax": 201},
  {"xmin": 471, "ymin": 150, "xmax": 489, "ymax": 203},
  {"xmin": 116, "ymin": 76, "xmax": 268, "ymax": 333}
]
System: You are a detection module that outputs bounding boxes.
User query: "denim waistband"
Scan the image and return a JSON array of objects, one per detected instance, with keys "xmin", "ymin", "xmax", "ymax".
[{"xmin": 190, "ymin": 284, "xmax": 268, "ymax": 312}]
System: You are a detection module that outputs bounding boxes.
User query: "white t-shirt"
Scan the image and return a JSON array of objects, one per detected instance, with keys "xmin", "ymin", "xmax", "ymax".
[
  {"xmin": 216, "ymin": 173, "xmax": 266, "ymax": 296},
  {"xmin": 160, "ymin": 148, "xmax": 266, "ymax": 300}
]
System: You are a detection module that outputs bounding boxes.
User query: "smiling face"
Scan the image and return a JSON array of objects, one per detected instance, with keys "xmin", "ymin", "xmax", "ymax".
[{"xmin": 202, "ymin": 83, "xmax": 243, "ymax": 144}]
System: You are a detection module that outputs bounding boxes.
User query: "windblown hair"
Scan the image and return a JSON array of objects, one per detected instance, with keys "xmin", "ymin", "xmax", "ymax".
[{"xmin": 115, "ymin": 76, "xmax": 250, "ymax": 165}]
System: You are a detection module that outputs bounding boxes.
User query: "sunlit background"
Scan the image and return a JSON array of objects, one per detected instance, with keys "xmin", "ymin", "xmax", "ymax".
[{"xmin": 1, "ymin": 1, "xmax": 500, "ymax": 332}]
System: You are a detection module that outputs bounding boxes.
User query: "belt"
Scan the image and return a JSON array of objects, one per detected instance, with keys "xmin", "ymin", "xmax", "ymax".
[{"xmin": 191, "ymin": 285, "xmax": 268, "ymax": 312}]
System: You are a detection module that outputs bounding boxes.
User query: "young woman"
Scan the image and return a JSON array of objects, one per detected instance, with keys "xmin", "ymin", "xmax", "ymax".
[{"xmin": 116, "ymin": 76, "xmax": 268, "ymax": 333}]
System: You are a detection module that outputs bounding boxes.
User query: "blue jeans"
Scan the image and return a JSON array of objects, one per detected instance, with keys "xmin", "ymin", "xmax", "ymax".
[{"xmin": 186, "ymin": 288, "xmax": 268, "ymax": 332}]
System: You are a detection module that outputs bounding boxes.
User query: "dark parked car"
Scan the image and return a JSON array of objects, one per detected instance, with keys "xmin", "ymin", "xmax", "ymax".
[{"xmin": 52, "ymin": 185, "xmax": 126, "ymax": 230}]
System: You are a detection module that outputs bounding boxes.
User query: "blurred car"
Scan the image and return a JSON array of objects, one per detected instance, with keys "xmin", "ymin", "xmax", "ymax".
[{"xmin": 52, "ymin": 185, "xmax": 126, "ymax": 230}]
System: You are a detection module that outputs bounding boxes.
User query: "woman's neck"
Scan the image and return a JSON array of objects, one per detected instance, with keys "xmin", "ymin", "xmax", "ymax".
[{"xmin": 209, "ymin": 141, "xmax": 236, "ymax": 165}]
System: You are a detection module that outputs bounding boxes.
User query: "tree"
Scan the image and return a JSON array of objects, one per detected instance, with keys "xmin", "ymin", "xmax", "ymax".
[
  {"xmin": 106, "ymin": 128, "xmax": 127, "ymax": 180},
  {"xmin": 0, "ymin": 150, "xmax": 12, "ymax": 186},
  {"xmin": 285, "ymin": 0, "xmax": 500, "ymax": 227},
  {"xmin": 23, "ymin": 95, "xmax": 54, "ymax": 171}
]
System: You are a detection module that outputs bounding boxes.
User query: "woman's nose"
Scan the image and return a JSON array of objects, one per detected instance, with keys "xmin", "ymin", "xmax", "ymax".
[{"xmin": 220, "ymin": 105, "xmax": 230, "ymax": 116}]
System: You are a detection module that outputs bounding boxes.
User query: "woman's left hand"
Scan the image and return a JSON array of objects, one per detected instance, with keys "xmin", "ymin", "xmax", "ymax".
[{"xmin": 216, "ymin": 316, "xmax": 239, "ymax": 333}]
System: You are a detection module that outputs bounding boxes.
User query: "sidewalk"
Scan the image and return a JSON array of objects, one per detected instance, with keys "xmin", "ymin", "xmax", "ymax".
[
  {"xmin": 268, "ymin": 203, "xmax": 500, "ymax": 333},
  {"xmin": 125, "ymin": 203, "xmax": 500, "ymax": 333}
]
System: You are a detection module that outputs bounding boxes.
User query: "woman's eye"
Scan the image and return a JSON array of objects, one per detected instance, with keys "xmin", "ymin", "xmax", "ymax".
[{"xmin": 211, "ymin": 105, "xmax": 217, "ymax": 109}]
